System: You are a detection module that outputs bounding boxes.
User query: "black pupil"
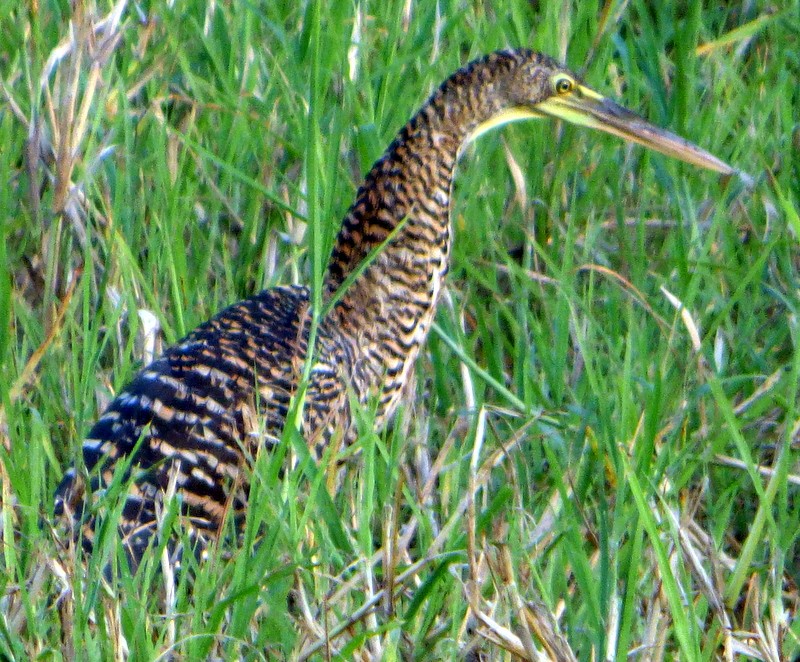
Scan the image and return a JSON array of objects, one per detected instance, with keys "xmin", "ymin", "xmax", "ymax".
[{"xmin": 559, "ymin": 80, "xmax": 570, "ymax": 92}]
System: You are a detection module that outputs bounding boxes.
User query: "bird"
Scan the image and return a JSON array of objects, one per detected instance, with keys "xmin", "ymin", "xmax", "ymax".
[{"xmin": 55, "ymin": 48, "xmax": 735, "ymax": 569}]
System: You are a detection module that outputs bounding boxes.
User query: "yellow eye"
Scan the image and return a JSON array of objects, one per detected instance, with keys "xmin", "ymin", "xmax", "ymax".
[{"xmin": 554, "ymin": 76, "xmax": 574, "ymax": 94}]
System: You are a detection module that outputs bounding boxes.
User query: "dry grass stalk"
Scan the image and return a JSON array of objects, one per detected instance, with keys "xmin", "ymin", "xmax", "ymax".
[
  {"xmin": 31, "ymin": 0, "xmax": 127, "ymax": 325},
  {"xmin": 296, "ymin": 414, "xmax": 534, "ymax": 658}
]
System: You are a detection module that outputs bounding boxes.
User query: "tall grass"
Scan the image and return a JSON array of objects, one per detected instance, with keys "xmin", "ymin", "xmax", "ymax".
[{"xmin": 1, "ymin": 1, "xmax": 798, "ymax": 658}]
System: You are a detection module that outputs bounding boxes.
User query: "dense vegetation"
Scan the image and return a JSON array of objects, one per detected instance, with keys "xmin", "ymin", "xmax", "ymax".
[{"xmin": 1, "ymin": 1, "xmax": 797, "ymax": 659}]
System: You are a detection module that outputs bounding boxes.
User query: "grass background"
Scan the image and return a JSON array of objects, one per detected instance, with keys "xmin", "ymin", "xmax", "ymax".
[{"xmin": 1, "ymin": 0, "xmax": 798, "ymax": 659}]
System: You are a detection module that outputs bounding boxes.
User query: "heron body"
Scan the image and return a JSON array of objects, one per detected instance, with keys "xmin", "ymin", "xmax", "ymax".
[{"xmin": 55, "ymin": 49, "xmax": 733, "ymax": 566}]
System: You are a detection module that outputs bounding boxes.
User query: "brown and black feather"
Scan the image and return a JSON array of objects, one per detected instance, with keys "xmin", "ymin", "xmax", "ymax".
[{"xmin": 55, "ymin": 50, "xmax": 585, "ymax": 566}]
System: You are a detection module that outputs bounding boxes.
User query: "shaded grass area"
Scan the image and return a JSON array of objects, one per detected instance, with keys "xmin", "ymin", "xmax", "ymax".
[{"xmin": 1, "ymin": 0, "xmax": 798, "ymax": 658}]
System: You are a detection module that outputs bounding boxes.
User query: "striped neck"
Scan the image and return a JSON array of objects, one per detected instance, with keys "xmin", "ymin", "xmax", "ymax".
[
  {"xmin": 323, "ymin": 50, "xmax": 539, "ymax": 299},
  {"xmin": 316, "ymin": 50, "xmax": 550, "ymax": 417}
]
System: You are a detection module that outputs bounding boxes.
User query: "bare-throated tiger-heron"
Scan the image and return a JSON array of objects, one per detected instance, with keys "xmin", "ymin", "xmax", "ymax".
[{"xmin": 55, "ymin": 49, "xmax": 736, "ymax": 568}]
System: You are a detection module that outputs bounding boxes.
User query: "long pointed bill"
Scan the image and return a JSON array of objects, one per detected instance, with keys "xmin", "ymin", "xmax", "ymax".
[{"xmin": 534, "ymin": 84, "xmax": 735, "ymax": 175}]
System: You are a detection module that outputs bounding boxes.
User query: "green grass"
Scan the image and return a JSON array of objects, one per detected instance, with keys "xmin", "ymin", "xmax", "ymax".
[{"xmin": 1, "ymin": 0, "xmax": 799, "ymax": 659}]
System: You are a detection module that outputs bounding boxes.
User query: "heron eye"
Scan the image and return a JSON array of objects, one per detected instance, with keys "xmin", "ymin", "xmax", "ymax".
[{"xmin": 555, "ymin": 76, "xmax": 574, "ymax": 94}]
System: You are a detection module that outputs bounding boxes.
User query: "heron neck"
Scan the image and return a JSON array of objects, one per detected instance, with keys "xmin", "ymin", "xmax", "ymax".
[
  {"xmin": 323, "ymin": 53, "xmax": 521, "ymax": 298},
  {"xmin": 318, "ymin": 52, "xmax": 522, "ymax": 414}
]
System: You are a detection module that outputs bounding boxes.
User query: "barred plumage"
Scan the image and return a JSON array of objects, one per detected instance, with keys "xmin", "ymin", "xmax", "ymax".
[{"xmin": 55, "ymin": 49, "xmax": 734, "ymax": 568}]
